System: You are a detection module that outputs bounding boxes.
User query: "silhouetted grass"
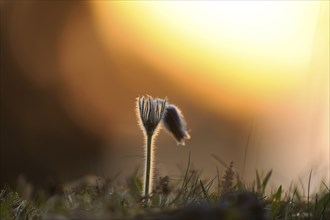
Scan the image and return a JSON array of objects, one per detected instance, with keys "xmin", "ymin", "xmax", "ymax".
[{"xmin": 1, "ymin": 155, "xmax": 329, "ymax": 220}]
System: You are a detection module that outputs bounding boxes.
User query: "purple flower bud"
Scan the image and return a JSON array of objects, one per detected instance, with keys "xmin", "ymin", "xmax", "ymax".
[{"xmin": 162, "ymin": 104, "xmax": 190, "ymax": 145}]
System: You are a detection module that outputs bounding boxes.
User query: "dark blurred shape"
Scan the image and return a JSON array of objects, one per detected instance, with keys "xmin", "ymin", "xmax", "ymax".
[
  {"xmin": 155, "ymin": 176, "xmax": 171, "ymax": 196},
  {"xmin": 0, "ymin": 1, "xmax": 106, "ymax": 188},
  {"xmin": 135, "ymin": 191, "xmax": 268, "ymax": 220}
]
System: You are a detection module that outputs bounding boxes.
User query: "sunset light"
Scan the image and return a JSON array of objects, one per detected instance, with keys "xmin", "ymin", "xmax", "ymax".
[
  {"xmin": 2, "ymin": 1, "xmax": 329, "ymax": 218},
  {"xmin": 91, "ymin": 1, "xmax": 327, "ymax": 114}
]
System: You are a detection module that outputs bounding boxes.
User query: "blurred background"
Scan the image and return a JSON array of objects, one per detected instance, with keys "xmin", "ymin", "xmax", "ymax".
[{"xmin": 1, "ymin": 1, "xmax": 329, "ymax": 192}]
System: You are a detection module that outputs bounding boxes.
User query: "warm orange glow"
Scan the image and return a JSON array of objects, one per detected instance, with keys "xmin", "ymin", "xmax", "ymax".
[
  {"xmin": 2, "ymin": 1, "xmax": 328, "ymax": 192},
  {"xmin": 90, "ymin": 1, "xmax": 327, "ymax": 116}
]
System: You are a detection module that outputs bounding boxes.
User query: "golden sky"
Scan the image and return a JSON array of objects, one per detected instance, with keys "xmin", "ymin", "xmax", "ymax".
[
  {"xmin": 91, "ymin": 1, "xmax": 329, "ymax": 117},
  {"xmin": 2, "ymin": 1, "xmax": 328, "ymax": 188},
  {"xmin": 88, "ymin": 1, "xmax": 329, "ymax": 188}
]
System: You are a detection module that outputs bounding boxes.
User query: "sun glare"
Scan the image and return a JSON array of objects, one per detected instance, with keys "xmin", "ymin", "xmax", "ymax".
[
  {"xmin": 143, "ymin": 1, "xmax": 318, "ymax": 62},
  {"xmin": 91, "ymin": 1, "xmax": 328, "ymax": 114}
]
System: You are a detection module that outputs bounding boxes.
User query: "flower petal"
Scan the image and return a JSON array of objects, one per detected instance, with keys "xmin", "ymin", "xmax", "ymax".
[{"xmin": 136, "ymin": 96, "xmax": 167, "ymax": 135}]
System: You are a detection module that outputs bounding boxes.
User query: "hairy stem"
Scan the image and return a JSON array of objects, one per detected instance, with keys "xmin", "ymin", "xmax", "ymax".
[{"xmin": 144, "ymin": 133, "xmax": 153, "ymax": 204}]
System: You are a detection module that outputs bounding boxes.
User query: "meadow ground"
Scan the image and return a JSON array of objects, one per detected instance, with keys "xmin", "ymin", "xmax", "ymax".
[{"xmin": 1, "ymin": 154, "xmax": 329, "ymax": 220}]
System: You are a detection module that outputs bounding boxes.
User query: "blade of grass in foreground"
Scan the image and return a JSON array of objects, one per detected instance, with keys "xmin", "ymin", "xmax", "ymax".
[
  {"xmin": 169, "ymin": 151, "xmax": 191, "ymax": 205},
  {"xmin": 210, "ymin": 153, "xmax": 229, "ymax": 169}
]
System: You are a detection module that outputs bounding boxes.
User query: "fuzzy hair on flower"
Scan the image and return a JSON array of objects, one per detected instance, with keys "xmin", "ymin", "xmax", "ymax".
[
  {"xmin": 136, "ymin": 95, "xmax": 190, "ymax": 203},
  {"xmin": 162, "ymin": 104, "xmax": 190, "ymax": 146}
]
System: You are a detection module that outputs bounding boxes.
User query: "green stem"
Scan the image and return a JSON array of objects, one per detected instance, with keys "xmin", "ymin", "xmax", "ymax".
[{"xmin": 144, "ymin": 133, "xmax": 153, "ymax": 203}]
